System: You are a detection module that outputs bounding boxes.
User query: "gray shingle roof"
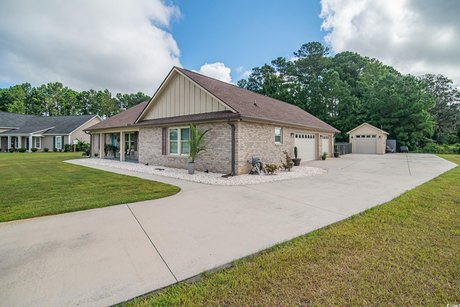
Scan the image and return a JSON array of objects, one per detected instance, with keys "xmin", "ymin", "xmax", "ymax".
[{"xmin": 0, "ymin": 112, "xmax": 97, "ymax": 135}]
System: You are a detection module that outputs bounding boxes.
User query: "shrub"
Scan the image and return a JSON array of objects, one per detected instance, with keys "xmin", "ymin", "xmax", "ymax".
[
  {"xmin": 18, "ymin": 148, "xmax": 27, "ymax": 153},
  {"xmin": 264, "ymin": 164, "xmax": 279, "ymax": 175},
  {"xmin": 294, "ymin": 146, "xmax": 298, "ymax": 159},
  {"xmin": 64, "ymin": 144, "xmax": 72, "ymax": 152},
  {"xmin": 44, "ymin": 148, "xmax": 49, "ymax": 152},
  {"xmin": 8, "ymin": 148, "xmax": 14, "ymax": 153},
  {"xmin": 322, "ymin": 152, "xmax": 328, "ymax": 160},
  {"xmin": 281, "ymin": 151, "xmax": 294, "ymax": 171},
  {"xmin": 75, "ymin": 139, "xmax": 90, "ymax": 152},
  {"xmin": 414, "ymin": 143, "xmax": 460, "ymax": 154},
  {"xmin": 53, "ymin": 148, "xmax": 58, "ymax": 152},
  {"xmin": 31, "ymin": 148, "xmax": 38, "ymax": 152}
]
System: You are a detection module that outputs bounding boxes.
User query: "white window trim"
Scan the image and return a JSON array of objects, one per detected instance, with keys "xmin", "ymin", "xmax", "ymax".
[
  {"xmin": 55, "ymin": 136, "xmax": 62, "ymax": 150},
  {"xmin": 168, "ymin": 126, "xmax": 190, "ymax": 156},
  {"xmin": 34, "ymin": 137, "xmax": 41, "ymax": 149},
  {"xmin": 274, "ymin": 127, "xmax": 283, "ymax": 144}
]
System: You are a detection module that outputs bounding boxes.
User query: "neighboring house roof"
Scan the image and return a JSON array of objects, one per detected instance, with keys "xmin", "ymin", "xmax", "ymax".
[
  {"xmin": 347, "ymin": 123, "xmax": 389, "ymax": 135},
  {"xmin": 0, "ymin": 112, "xmax": 98, "ymax": 135},
  {"xmin": 173, "ymin": 68, "xmax": 339, "ymax": 132},
  {"xmin": 85, "ymin": 101, "xmax": 149, "ymax": 131}
]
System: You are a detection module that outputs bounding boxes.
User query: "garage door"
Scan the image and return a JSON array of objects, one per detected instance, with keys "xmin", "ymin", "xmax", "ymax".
[
  {"xmin": 321, "ymin": 136, "xmax": 330, "ymax": 156},
  {"xmin": 294, "ymin": 133, "xmax": 316, "ymax": 161},
  {"xmin": 355, "ymin": 135, "xmax": 377, "ymax": 154}
]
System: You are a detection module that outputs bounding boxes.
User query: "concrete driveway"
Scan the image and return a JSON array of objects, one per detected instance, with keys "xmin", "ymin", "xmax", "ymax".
[{"xmin": 0, "ymin": 154, "xmax": 456, "ymax": 306}]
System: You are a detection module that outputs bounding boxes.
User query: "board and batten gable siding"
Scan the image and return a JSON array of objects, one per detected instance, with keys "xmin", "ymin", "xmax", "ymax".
[{"xmin": 143, "ymin": 73, "xmax": 230, "ymax": 120}]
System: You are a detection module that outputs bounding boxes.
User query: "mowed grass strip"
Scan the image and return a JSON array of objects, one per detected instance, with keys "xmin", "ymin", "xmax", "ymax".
[
  {"xmin": 0, "ymin": 153, "xmax": 179, "ymax": 222},
  {"xmin": 128, "ymin": 154, "xmax": 460, "ymax": 306}
]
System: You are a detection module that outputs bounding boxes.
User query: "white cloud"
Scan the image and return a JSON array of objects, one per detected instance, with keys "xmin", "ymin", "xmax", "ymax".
[
  {"xmin": 0, "ymin": 0, "xmax": 181, "ymax": 94},
  {"xmin": 197, "ymin": 62, "xmax": 232, "ymax": 83},
  {"xmin": 320, "ymin": 0, "xmax": 460, "ymax": 85}
]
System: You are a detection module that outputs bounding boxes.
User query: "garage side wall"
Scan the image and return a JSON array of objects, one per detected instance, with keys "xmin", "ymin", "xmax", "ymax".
[
  {"xmin": 138, "ymin": 122, "xmax": 233, "ymax": 174},
  {"xmin": 236, "ymin": 121, "xmax": 334, "ymax": 175}
]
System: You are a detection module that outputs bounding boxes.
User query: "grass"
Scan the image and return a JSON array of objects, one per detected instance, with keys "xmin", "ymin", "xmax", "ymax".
[
  {"xmin": 127, "ymin": 154, "xmax": 460, "ymax": 306},
  {"xmin": 0, "ymin": 152, "xmax": 180, "ymax": 222}
]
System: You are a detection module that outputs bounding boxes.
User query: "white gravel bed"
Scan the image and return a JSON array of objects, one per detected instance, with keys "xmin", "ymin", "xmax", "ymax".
[{"xmin": 69, "ymin": 158, "xmax": 326, "ymax": 186}]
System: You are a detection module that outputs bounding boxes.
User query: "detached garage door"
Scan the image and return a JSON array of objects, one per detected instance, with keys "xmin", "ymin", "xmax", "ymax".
[
  {"xmin": 355, "ymin": 135, "xmax": 377, "ymax": 154},
  {"xmin": 294, "ymin": 133, "xmax": 316, "ymax": 161}
]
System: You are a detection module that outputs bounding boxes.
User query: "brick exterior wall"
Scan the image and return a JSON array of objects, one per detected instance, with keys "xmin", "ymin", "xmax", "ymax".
[
  {"xmin": 235, "ymin": 121, "xmax": 334, "ymax": 174},
  {"xmin": 138, "ymin": 122, "xmax": 233, "ymax": 174},
  {"xmin": 137, "ymin": 120, "xmax": 335, "ymax": 175}
]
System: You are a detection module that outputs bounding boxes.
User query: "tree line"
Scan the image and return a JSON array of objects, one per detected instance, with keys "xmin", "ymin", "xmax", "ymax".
[
  {"xmin": 238, "ymin": 42, "xmax": 460, "ymax": 148},
  {"xmin": 0, "ymin": 82, "xmax": 150, "ymax": 118}
]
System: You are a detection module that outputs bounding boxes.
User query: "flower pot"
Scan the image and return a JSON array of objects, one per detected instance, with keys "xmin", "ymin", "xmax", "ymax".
[
  {"xmin": 188, "ymin": 162, "xmax": 195, "ymax": 175},
  {"xmin": 292, "ymin": 158, "xmax": 301, "ymax": 166},
  {"xmin": 334, "ymin": 152, "xmax": 340, "ymax": 158}
]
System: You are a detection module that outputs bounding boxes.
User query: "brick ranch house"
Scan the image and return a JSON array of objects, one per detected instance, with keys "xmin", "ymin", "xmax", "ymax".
[
  {"xmin": 0, "ymin": 112, "xmax": 101, "ymax": 152},
  {"xmin": 85, "ymin": 67, "xmax": 339, "ymax": 175}
]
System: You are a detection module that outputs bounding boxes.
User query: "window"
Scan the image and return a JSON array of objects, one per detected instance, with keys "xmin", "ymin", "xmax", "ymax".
[
  {"xmin": 55, "ymin": 136, "xmax": 62, "ymax": 150},
  {"xmin": 275, "ymin": 127, "xmax": 282, "ymax": 144},
  {"xmin": 34, "ymin": 137, "xmax": 41, "ymax": 149},
  {"xmin": 124, "ymin": 133, "xmax": 137, "ymax": 151},
  {"xmin": 169, "ymin": 127, "xmax": 190, "ymax": 155}
]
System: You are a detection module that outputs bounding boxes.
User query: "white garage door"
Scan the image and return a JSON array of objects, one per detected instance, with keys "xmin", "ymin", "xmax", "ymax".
[
  {"xmin": 294, "ymin": 133, "xmax": 316, "ymax": 161},
  {"xmin": 355, "ymin": 135, "xmax": 377, "ymax": 154},
  {"xmin": 321, "ymin": 136, "xmax": 330, "ymax": 156}
]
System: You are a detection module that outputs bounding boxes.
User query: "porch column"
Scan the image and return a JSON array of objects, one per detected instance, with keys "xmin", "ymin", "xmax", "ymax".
[
  {"xmin": 99, "ymin": 133, "xmax": 103, "ymax": 158},
  {"xmin": 120, "ymin": 132, "xmax": 125, "ymax": 161},
  {"xmin": 18, "ymin": 136, "xmax": 22, "ymax": 149},
  {"xmin": 29, "ymin": 135, "xmax": 33, "ymax": 152},
  {"xmin": 7, "ymin": 136, "xmax": 11, "ymax": 149}
]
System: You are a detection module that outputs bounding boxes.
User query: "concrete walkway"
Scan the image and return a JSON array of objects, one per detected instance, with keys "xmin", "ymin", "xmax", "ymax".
[{"xmin": 0, "ymin": 154, "xmax": 456, "ymax": 306}]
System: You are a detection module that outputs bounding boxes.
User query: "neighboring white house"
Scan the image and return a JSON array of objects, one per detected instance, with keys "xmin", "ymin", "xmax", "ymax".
[
  {"xmin": 347, "ymin": 123, "xmax": 389, "ymax": 154},
  {"xmin": 0, "ymin": 112, "xmax": 101, "ymax": 152}
]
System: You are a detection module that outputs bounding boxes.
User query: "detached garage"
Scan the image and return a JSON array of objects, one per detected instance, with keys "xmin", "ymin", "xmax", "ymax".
[{"xmin": 347, "ymin": 123, "xmax": 388, "ymax": 154}]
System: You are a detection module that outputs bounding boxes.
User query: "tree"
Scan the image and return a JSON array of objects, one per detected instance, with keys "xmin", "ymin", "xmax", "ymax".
[
  {"xmin": 0, "ymin": 83, "xmax": 31, "ymax": 113},
  {"xmin": 115, "ymin": 92, "xmax": 150, "ymax": 110},
  {"xmin": 420, "ymin": 74, "xmax": 460, "ymax": 144},
  {"xmin": 238, "ymin": 41, "xmax": 438, "ymax": 148}
]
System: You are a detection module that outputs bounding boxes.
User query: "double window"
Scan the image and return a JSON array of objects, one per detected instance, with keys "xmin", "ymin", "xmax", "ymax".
[
  {"xmin": 275, "ymin": 127, "xmax": 282, "ymax": 144},
  {"xmin": 169, "ymin": 127, "xmax": 190, "ymax": 155},
  {"xmin": 124, "ymin": 133, "xmax": 137, "ymax": 151}
]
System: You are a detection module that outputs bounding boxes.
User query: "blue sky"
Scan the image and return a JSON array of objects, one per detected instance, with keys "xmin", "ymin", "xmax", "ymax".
[
  {"xmin": 171, "ymin": 0, "xmax": 325, "ymax": 81},
  {"xmin": 0, "ymin": 0, "xmax": 458, "ymax": 93}
]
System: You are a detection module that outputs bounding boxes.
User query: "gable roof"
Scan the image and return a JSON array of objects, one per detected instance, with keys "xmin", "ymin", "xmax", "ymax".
[
  {"xmin": 347, "ymin": 123, "xmax": 389, "ymax": 135},
  {"xmin": 0, "ymin": 112, "xmax": 98, "ymax": 135},
  {"xmin": 136, "ymin": 67, "xmax": 338, "ymax": 133},
  {"xmin": 85, "ymin": 101, "xmax": 148, "ymax": 131}
]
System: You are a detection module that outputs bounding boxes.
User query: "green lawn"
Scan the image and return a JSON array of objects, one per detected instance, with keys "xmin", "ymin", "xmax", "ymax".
[
  {"xmin": 0, "ymin": 152, "xmax": 179, "ymax": 222},
  {"xmin": 128, "ymin": 155, "xmax": 460, "ymax": 306}
]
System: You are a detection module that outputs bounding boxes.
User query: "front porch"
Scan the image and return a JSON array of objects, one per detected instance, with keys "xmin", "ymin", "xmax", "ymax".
[
  {"xmin": 91, "ymin": 130, "xmax": 139, "ymax": 162},
  {"xmin": 0, "ymin": 135, "xmax": 43, "ymax": 152}
]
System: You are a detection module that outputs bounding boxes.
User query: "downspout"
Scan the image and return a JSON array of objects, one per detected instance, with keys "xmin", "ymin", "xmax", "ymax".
[{"xmin": 227, "ymin": 122, "xmax": 236, "ymax": 176}]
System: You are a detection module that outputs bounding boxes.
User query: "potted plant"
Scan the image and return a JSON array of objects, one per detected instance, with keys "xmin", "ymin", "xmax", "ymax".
[
  {"xmin": 292, "ymin": 146, "xmax": 301, "ymax": 166},
  {"xmin": 188, "ymin": 124, "xmax": 211, "ymax": 174},
  {"xmin": 322, "ymin": 152, "xmax": 328, "ymax": 160}
]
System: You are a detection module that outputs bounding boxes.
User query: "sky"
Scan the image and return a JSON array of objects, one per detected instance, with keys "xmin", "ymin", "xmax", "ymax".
[{"xmin": 0, "ymin": 0, "xmax": 459, "ymax": 95}]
